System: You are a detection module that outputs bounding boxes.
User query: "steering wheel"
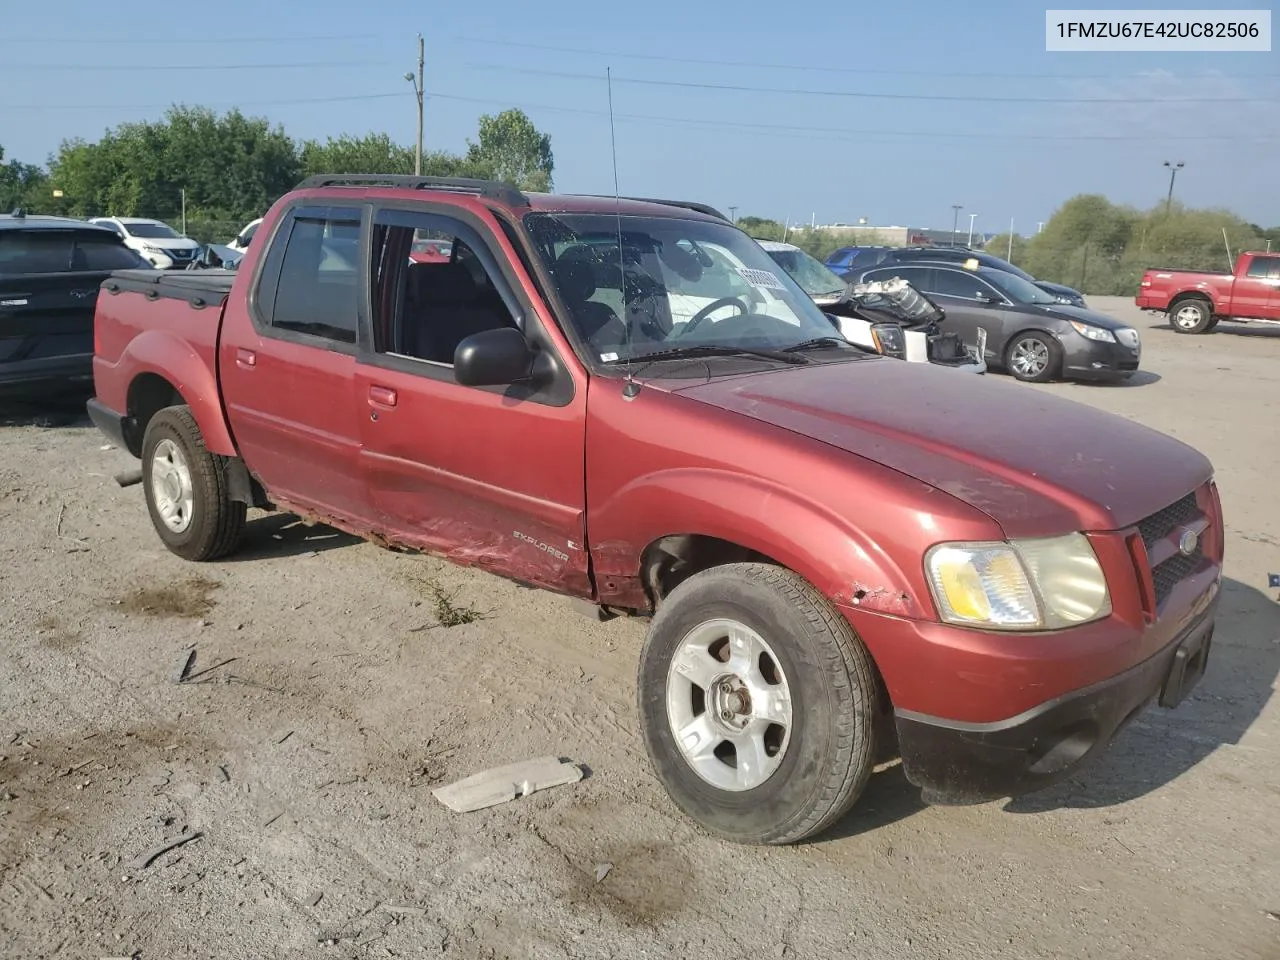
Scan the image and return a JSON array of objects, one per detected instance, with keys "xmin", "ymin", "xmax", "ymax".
[{"xmin": 675, "ymin": 296, "xmax": 749, "ymax": 339}]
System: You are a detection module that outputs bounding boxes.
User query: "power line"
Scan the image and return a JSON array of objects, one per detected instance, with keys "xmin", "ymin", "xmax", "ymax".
[
  {"xmin": 455, "ymin": 36, "xmax": 1280, "ymax": 83},
  {"xmin": 0, "ymin": 60, "xmax": 392, "ymax": 72},
  {"xmin": 0, "ymin": 92, "xmax": 408, "ymax": 110},
  {"xmin": 465, "ymin": 63, "xmax": 1279, "ymax": 104},
  {"xmin": 4, "ymin": 33, "xmax": 381, "ymax": 44},
  {"xmin": 423, "ymin": 91, "xmax": 1280, "ymax": 143}
]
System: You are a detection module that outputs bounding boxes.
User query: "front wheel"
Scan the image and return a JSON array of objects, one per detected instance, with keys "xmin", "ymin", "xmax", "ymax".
[
  {"xmin": 1005, "ymin": 331, "xmax": 1060, "ymax": 382},
  {"xmin": 637, "ymin": 563, "xmax": 881, "ymax": 845},
  {"xmin": 1169, "ymin": 298, "xmax": 1213, "ymax": 334},
  {"xmin": 141, "ymin": 406, "xmax": 246, "ymax": 561}
]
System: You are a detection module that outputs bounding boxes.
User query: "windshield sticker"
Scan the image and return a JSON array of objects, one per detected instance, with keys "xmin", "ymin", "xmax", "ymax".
[
  {"xmin": 736, "ymin": 267, "xmax": 787, "ymax": 291},
  {"xmin": 600, "ymin": 351, "xmax": 619, "ymax": 363}
]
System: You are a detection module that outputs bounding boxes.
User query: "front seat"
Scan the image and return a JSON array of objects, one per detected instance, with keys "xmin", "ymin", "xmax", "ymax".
[{"xmin": 552, "ymin": 245, "xmax": 626, "ymax": 351}]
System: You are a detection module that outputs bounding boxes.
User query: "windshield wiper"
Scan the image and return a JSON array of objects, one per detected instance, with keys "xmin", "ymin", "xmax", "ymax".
[
  {"xmin": 782, "ymin": 336, "xmax": 858, "ymax": 354},
  {"xmin": 620, "ymin": 344, "xmax": 812, "ymax": 371}
]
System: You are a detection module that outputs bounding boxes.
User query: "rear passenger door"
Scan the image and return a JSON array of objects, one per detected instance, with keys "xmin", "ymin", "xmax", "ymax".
[
  {"xmin": 354, "ymin": 204, "xmax": 590, "ymax": 595},
  {"xmin": 922, "ymin": 267, "xmax": 1009, "ymax": 360},
  {"xmin": 218, "ymin": 204, "xmax": 374, "ymax": 527},
  {"xmin": 0, "ymin": 228, "xmax": 138, "ymax": 384}
]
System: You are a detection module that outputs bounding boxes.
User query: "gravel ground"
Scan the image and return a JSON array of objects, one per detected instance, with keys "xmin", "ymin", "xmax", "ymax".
[{"xmin": 1, "ymin": 297, "xmax": 1277, "ymax": 959}]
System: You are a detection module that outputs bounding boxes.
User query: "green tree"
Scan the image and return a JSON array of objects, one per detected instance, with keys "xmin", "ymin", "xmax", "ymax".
[
  {"xmin": 464, "ymin": 109, "xmax": 554, "ymax": 191},
  {"xmin": 300, "ymin": 133, "xmax": 416, "ymax": 177},
  {"xmin": 983, "ymin": 233, "xmax": 1029, "ymax": 265},
  {"xmin": 0, "ymin": 145, "xmax": 50, "ymax": 213},
  {"xmin": 735, "ymin": 215, "xmax": 785, "ymax": 240}
]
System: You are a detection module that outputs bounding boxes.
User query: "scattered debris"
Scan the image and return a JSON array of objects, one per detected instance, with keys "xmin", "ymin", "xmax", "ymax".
[
  {"xmin": 57, "ymin": 758, "xmax": 97, "ymax": 778},
  {"xmin": 432, "ymin": 756, "xmax": 582, "ymax": 813},
  {"xmin": 381, "ymin": 903, "xmax": 426, "ymax": 916},
  {"xmin": 114, "ymin": 468, "xmax": 144, "ymax": 488},
  {"xmin": 306, "ymin": 892, "xmax": 324, "ymax": 907},
  {"xmin": 261, "ymin": 809, "xmax": 285, "ymax": 827},
  {"xmin": 595, "ymin": 862, "xmax": 612, "ymax": 884},
  {"xmin": 1264, "ymin": 909, "xmax": 1280, "ymax": 922},
  {"xmin": 127, "ymin": 830, "xmax": 203, "ymax": 871},
  {"xmin": 216, "ymin": 765, "xmax": 230, "ymax": 783},
  {"xmin": 276, "ymin": 730, "xmax": 294, "ymax": 745},
  {"xmin": 172, "ymin": 650, "xmax": 197, "ymax": 684}
]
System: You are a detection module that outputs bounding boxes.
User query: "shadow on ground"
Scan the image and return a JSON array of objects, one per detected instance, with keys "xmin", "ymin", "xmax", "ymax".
[
  {"xmin": 1145, "ymin": 321, "xmax": 1280, "ymax": 340},
  {"xmin": 0, "ymin": 389, "xmax": 93, "ymax": 428},
  {"xmin": 1003, "ymin": 576, "xmax": 1278, "ymax": 813},
  {"xmin": 1071, "ymin": 370, "xmax": 1162, "ymax": 388},
  {"xmin": 223, "ymin": 512, "xmax": 364, "ymax": 561}
]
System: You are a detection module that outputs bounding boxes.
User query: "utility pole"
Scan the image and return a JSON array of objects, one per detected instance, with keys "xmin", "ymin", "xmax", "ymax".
[
  {"xmin": 1163, "ymin": 160, "xmax": 1184, "ymax": 216},
  {"xmin": 727, "ymin": 205, "xmax": 737, "ymax": 223},
  {"xmin": 967, "ymin": 212, "xmax": 978, "ymax": 247},
  {"xmin": 950, "ymin": 204, "xmax": 962, "ymax": 247},
  {"xmin": 1007, "ymin": 217, "xmax": 1014, "ymax": 261},
  {"xmin": 404, "ymin": 34, "xmax": 425, "ymax": 176},
  {"xmin": 1037, "ymin": 221, "xmax": 1044, "ymax": 234},
  {"xmin": 180, "ymin": 188, "xmax": 187, "ymax": 236}
]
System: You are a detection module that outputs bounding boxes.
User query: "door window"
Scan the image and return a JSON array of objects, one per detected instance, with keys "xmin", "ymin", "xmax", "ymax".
[
  {"xmin": 1245, "ymin": 255, "xmax": 1280, "ymax": 279},
  {"xmin": 930, "ymin": 268, "xmax": 999, "ymax": 300},
  {"xmin": 369, "ymin": 210, "xmax": 518, "ymax": 368}
]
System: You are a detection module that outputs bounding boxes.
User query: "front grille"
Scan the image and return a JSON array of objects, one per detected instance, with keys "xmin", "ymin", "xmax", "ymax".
[
  {"xmin": 1115, "ymin": 328, "xmax": 1140, "ymax": 349},
  {"xmin": 167, "ymin": 248, "xmax": 194, "ymax": 260},
  {"xmin": 1137, "ymin": 492, "xmax": 1198, "ymax": 551},
  {"xmin": 1153, "ymin": 544, "xmax": 1203, "ymax": 607},
  {"xmin": 1135, "ymin": 491, "xmax": 1205, "ymax": 609}
]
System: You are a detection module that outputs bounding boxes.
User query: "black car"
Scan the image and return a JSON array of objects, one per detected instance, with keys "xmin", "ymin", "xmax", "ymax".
[
  {"xmin": 829, "ymin": 245, "xmax": 1087, "ymax": 308},
  {"xmin": 854, "ymin": 260, "xmax": 1140, "ymax": 383},
  {"xmin": 0, "ymin": 211, "xmax": 147, "ymax": 395}
]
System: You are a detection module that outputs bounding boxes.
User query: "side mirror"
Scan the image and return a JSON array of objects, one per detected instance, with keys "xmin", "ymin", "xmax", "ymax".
[
  {"xmin": 974, "ymin": 291, "xmax": 997, "ymax": 304},
  {"xmin": 454, "ymin": 327, "xmax": 535, "ymax": 386}
]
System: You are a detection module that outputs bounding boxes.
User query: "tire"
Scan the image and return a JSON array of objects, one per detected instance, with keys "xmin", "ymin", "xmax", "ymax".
[
  {"xmin": 637, "ymin": 563, "xmax": 880, "ymax": 845},
  {"xmin": 1206, "ymin": 316, "xmax": 1220, "ymax": 332},
  {"xmin": 1004, "ymin": 331, "xmax": 1060, "ymax": 383},
  {"xmin": 141, "ymin": 405, "xmax": 246, "ymax": 561},
  {"xmin": 1169, "ymin": 298, "xmax": 1213, "ymax": 334}
]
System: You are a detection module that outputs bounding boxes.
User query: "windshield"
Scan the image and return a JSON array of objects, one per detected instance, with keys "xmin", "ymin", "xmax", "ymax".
[
  {"xmin": 982, "ymin": 268, "xmax": 1058, "ymax": 304},
  {"xmin": 764, "ymin": 247, "xmax": 846, "ymax": 299},
  {"xmin": 525, "ymin": 213, "xmax": 844, "ymax": 363},
  {"xmin": 124, "ymin": 221, "xmax": 181, "ymax": 239}
]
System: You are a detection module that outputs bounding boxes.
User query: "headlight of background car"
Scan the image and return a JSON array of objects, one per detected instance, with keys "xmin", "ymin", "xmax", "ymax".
[
  {"xmin": 1068, "ymin": 320, "xmax": 1116, "ymax": 343},
  {"xmin": 869, "ymin": 322, "xmax": 907, "ymax": 359},
  {"xmin": 925, "ymin": 534, "xmax": 1111, "ymax": 630}
]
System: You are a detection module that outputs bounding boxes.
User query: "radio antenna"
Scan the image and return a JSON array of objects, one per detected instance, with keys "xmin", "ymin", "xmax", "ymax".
[{"xmin": 607, "ymin": 66, "xmax": 639, "ymax": 399}]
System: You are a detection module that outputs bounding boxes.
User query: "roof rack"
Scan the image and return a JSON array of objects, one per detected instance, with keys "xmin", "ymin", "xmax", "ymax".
[
  {"xmin": 583, "ymin": 196, "xmax": 729, "ymax": 221},
  {"xmin": 294, "ymin": 174, "xmax": 529, "ymax": 208}
]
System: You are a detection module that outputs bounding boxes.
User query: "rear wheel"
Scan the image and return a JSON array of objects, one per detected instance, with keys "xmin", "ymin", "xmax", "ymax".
[
  {"xmin": 142, "ymin": 406, "xmax": 245, "ymax": 561},
  {"xmin": 637, "ymin": 563, "xmax": 880, "ymax": 845},
  {"xmin": 1005, "ymin": 331, "xmax": 1060, "ymax": 382},
  {"xmin": 1170, "ymin": 298, "xmax": 1213, "ymax": 334}
]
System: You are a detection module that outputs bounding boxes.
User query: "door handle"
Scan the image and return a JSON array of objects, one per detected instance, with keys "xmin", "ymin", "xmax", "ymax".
[
  {"xmin": 368, "ymin": 385, "xmax": 398, "ymax": 408},
  {"xmin": 235, "ymin": 348, "xmax": 256, "ymax": 368}
]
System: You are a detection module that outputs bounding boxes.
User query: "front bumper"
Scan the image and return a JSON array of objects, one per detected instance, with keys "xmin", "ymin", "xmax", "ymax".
[
  {"xmin": 1061, "ymin": 333, "xmax": 1141, "ymax": 380},
  {"xmin": 894, "ymin": 597, "xmax": 1217, "ymax": 803}
]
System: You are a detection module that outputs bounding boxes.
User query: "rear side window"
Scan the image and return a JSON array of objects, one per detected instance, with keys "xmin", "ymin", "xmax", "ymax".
[
  {"xmin": 269, "ymin": 210, "xmax": 362, "ymax": 344},
  {"xmin": 73, "ymin": 235, "xmax": 145, "ymax": 270},
  {"xmin": 0, "ymin": 231, "xmax": 76, "ymax": 273}
]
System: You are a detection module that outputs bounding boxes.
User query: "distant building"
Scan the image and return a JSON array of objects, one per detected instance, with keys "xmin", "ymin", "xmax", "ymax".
[{"xmin": 809, "ymin": 223, "xmax": 996, "ymax": 250}]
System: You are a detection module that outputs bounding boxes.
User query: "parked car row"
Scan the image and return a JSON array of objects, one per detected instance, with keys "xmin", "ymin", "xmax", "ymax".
[
  {"xmin": 826, "ymin": 244, "xmax": 1088, "ymax": 308},
  {"xmin": 764, "ymin": 239, "xmax": 1137, "ymax": 384},
  {"xmin": 82, "ymin": 173, "xmax": 1223, "ymax": 846}
]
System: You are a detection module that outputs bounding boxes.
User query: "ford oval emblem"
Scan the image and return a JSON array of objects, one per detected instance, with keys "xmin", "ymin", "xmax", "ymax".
[{"xmin": 1178, "ymin": 529, "xmax": 1199, "ymax": 557}]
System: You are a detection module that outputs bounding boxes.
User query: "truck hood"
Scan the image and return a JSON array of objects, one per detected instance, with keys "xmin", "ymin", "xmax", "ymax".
[{"xmin": 668, "ymin": 360, "xmax": 1211, "ymax": 537}]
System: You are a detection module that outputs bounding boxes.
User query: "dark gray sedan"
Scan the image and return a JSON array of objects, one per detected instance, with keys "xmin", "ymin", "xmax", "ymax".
[{"xmin": 855, "ymin": 261, "xmax": 1140, "ymax": 383}]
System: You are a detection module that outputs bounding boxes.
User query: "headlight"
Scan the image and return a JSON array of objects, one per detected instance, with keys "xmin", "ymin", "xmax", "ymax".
[
  {"xmin": 1068, "ymin": 320, "xmax": 1116, "ymax": 343},
  {"xmin": 869, "ymin": 322, "xmax": 907, "ymax": 359},
  {"xmin": 924, "ymin": 534, "xmax": 1111, "ymax": 630}
]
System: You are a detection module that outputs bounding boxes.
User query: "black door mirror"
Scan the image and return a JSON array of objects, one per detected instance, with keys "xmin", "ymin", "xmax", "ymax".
[
  {"xmin": 974, "ymin": 291, "xmax": 998, "ymax": 304},
  {"xmin": 454, "ymin": 327, "xmax": 535, "ymax": 386}
]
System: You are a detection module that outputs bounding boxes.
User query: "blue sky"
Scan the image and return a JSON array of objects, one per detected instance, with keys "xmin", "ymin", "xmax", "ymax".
[{"xmin": 2, "ymin": 0, "xmax": 1276, "ymax": 230}]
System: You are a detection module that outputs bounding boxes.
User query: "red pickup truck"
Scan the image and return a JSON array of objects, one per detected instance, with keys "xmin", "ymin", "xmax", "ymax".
[
  {"xmin": 88, "ymin": 175, "xmax": 1222, "ymax": 845},
  {"xmin": 1136, "ymin": 251, "xmax": 1280, "ymax": 333}
]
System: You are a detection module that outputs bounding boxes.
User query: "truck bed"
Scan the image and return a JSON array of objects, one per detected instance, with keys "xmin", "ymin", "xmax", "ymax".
[{"xmin": 104, "ymin": 268, "xmax": 238, "ymax": 306}]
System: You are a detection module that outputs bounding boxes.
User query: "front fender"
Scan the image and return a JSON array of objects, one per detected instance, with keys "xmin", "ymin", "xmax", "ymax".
[
  {"xmin": 590, "ymin": 467, "xmax": 926, "ymax": 618},
  {"xmin": 113, "ymin": 328, "xmax": 236, "ymax": 456}
]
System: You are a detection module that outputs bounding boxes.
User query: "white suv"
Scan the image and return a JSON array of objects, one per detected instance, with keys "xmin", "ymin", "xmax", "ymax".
[{"xmin": 88, "ymin": 217, "xmax": 200, "ymax": 270}]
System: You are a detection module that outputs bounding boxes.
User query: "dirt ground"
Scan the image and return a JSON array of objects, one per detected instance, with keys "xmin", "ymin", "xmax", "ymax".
[{"xmin": 1, "ymin": 297, "xmax": 1277, "ymax": 960}]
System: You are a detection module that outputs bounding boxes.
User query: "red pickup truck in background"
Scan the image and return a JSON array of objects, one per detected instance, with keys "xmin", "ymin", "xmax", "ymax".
[
  {"xmin": 88, "ymin": 174, "xmax": 1222, "ymax": 845},
  {"xmin": 1136, "ymin": 251, "xmax": 1280, "ymax": 334}
]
